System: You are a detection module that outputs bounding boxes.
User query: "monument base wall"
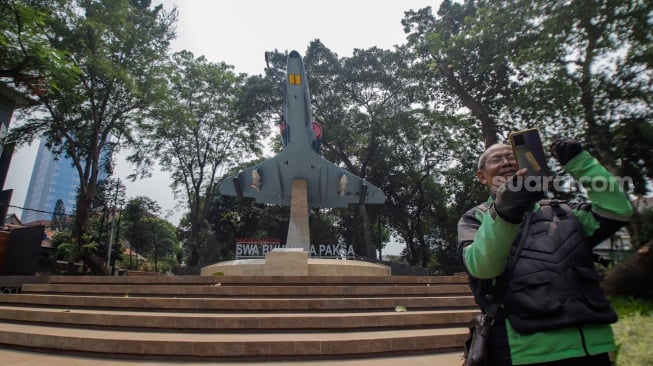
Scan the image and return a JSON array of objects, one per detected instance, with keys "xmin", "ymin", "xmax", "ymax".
[{"xmin": 201, "ymin": 250, "xmax": 390, "ymax": 277}]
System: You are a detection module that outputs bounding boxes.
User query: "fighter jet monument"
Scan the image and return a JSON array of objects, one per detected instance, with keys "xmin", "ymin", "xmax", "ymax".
[{"xmin": 217, "ymin": 50, "xmax": 385, "ymax": 253}]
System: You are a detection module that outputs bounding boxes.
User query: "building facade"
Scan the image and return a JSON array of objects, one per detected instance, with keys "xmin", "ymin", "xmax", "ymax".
[
  {"xmin": 1, "ymin": 85, "xmax": 38, "ymax": 226},
  {"xmin": 21, "ymin": 139, "xmax": 80, "ymax": 223}
]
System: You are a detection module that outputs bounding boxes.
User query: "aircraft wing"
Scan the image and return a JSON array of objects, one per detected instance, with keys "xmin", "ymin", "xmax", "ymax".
[{"xmin": 218, "ymin": 149, "xmax": 385, "ymax": 208}]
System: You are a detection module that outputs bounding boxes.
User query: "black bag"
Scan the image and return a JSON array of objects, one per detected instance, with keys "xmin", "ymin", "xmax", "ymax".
[{"xmin": 463, "ymin": 314, "xmax": 490, "ymax": 366}]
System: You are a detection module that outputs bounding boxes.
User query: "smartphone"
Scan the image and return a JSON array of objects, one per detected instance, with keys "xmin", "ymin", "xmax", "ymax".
[{"xmin": 509, "ymin": 128, "xmax": 550, "ymax": 178}]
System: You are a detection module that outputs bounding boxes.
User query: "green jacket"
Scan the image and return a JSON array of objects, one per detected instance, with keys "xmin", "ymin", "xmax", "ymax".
[{"xmin": 458, "ymin": 151, "xmax": 633, "ymax": 365}]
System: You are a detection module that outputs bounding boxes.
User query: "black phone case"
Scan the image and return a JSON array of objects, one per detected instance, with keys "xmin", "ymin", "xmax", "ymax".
[{"xmin": 509, "ymin": 128, "xmax": 549, "ymax": 177}]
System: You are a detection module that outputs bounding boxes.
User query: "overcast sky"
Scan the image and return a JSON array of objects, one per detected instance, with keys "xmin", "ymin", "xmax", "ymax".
[{"xmin": 5, "ymin": 0, "xmax": 440, "ymax": 237}]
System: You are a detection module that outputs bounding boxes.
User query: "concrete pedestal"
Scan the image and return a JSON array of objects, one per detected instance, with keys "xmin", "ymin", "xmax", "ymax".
[
  {"xmin": 200, "ymin": 255, "xmax": 391, "ymax": 277},
  {"xmin": 286, "ymin": 179, "xmax": 310, "ymax": 251},
  {"xmin": 264, "ymin": 248, "xmax": 308, "ymax": 276}
]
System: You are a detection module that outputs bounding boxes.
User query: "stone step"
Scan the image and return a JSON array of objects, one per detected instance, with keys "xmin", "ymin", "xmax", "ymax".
[
  {"xmin": 0, "ymin": 293, "xmax": 476, "ymax": 311},
  {"xmin": 21, "ymin": 283, "xmax": 472, "ymax": 297},
  {"xmin": 0, "ymin": 305, "xmax": 477, "ymax": 331},
  {"xmin": 0, "ymin": 275, "xmax": 475, "ymax": 361},
  {"xmin": 40, "ymin": 274, "xmax": 471, "ymax": 285},
  {"xmin": 0, "ymin": 321, "xmax": 469, "ymax": 359},
  {"xmin": 0, "ymin": 347, "xmax": 466, "ymax": 366}
]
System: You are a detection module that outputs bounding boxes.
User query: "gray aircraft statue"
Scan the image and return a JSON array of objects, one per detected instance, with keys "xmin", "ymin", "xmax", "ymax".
[{"xmin": 217, "ymin": 50, "xmax": 385, "ymax": 208}]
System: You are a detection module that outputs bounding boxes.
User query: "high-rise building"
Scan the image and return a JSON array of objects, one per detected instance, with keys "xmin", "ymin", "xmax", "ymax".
[
  {"xmin": 21, "ymin": 139, "xmax": 80, "ymax": 223},
  {"xmin": 1, "ymin": 85, "xmax": 39, "ymax": 226}
]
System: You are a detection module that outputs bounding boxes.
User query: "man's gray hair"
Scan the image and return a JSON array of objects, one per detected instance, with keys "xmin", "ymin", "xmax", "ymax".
[{"xmin": 478, "ymin": 144, "xmax": 511, "ymax": 170}]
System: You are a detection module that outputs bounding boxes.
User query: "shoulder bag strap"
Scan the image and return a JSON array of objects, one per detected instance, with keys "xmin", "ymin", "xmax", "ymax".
[{"xmin": 485, "ymin": 205, "xmax": 535, "ymax": 323}]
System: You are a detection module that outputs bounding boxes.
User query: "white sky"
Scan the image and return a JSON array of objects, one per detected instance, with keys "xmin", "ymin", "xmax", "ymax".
[
  {"xmin": 164, "ymin": 0, "xmax": 438, "ymax": 76},
  {"xmin": 5, "ymin": 1, "xmax": 440, "ymax": 254}
]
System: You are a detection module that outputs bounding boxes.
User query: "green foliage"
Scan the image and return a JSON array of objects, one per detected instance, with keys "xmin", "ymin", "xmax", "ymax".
[
  {"xmin": 396, "ymin": 0, "xmax": 652, "ymax": 273},
  {"xmin": 0, "ymin": 0, "xmax": 80, "ymax": 96},
  {"xmin": 611, "ymin": 297, "xmax": 653, "ymax": 317},
  {"xmin": 11, "ymin": 0, "xmax": 648, "ymax": 277},
  {"xmin": 51, "ymin": 230, "xmax": 73, "ymax": 260},
  {"xmin": 50, "ymin": 199, "xmax": 68, "ymax": 231},
  {"xmin": 301, "ymin": 41, "xmax": 438, "ymax": 260},
  {"xmin": 120, "ymin": 196, "xmax": 178, "ymax": 271},
  {"xmin": 507, "ymin": 0, "xmax": 653, "ymax": 195},
  {"xmin": 204, "ymin": 193, "xmax": 287, "ymax": 263},
  {"xmin": 140, "ymin": 50, "xmax": 258, "ymax": 266},
  {"xmin": 3, "ymin": 0, "xmax": 177, "ymax": 274},
  {"xmin": 173, "ymin": 241, "xmax": 184, "ymax": 269},
  {"xmin": 54, "ymin": 232, "xmax": 97, "ymax": 262},
  {"xmin": 403, "ymin": 0, "xmax": 653, "ymax": 185},
  {"xmin": 402, "ymin": 1, "xmax": 527, "ymax": 145},
  {"xmin": 635, "ymin": 210, "xmax": 653, "ymax": 247},
  {"xmin": 611, "ymin": 297, "xmax": 653, "ymax": 366},
  {"xmin": 86, "ymin": 178, "xmax": 127, "ymax": 268}
]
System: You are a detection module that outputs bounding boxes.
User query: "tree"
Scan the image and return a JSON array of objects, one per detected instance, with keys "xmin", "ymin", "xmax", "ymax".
[
  {"xmin": 139, "ymin": 50, "xmax": 261, "ymax": 267},
  {"xmin": 402, "ymin": 1, "xmax": 532, "ymax": 147},
  {"xmin": 526, "ymin": 0, "xmax": 651, "ymax": 243},
  {"xmin": 376, "ymin": 108, "xmax": 481, "ymax": 269},
  {"xmin": 122, "ymin": 196, "xmax": 160, "ymax": 259},
  {"xmin": 431, "ymin": 130, "xmax": 489, "ymax": 274},
  {"xmin": 120, "ymin": 196, "xmax": 179, "ymax": 271},
  {"xmin": 403, "ymin": 0, "xmax": 652, "ymax": 181},
  {"xmin": 3, "ymin": 0, "xmax": 177, "ymax": 273},
  {"xmin": 92, "ymin": 178, "xmax": 126, "ymax": 272},
  {"xmin": 50, "ymin": 198, "xmax": 67, "ymax": 231},
  {"xmin": 0, "ymin": 0, "xmax": 79, "ymax": 98},
  {"xmin": 253, "ymin": 42, "xmax": 474, "ymax": 266},
  {"xmin": 401, "ymin": 1, "xmax": 653, "ymax": 259},
  {"xmin": 145, "ymin": 216, "xmax": 177, "ymax": 272},
  {"xmin": 299, "ymin": 41, "xmax": 424, "ymax": 259},
  {"xmin": 118, "ymin": 197, "xmax": 177, "ymax": 272},
  {"xmin": 508, "ymin": 0, "xmax": 653, "ymax": 246}
]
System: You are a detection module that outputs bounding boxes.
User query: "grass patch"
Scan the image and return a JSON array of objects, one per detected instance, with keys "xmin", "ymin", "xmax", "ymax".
[{"xmin": 611, "ymin": 297, "xmax": 653, "ymax": 366}]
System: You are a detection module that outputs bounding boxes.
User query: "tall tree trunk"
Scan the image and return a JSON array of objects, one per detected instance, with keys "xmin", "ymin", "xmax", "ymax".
[
  {"xmin": 403, "ymin": 226, "xmax": 418, "ymax": 266},
  {"xmin": 440, "ymin": 63, "xmax": 498, "ymax": 147},
  {"xmin": 187, "ymin": 205, "xmax": 201, "ymax": 266},
  {"xmin": 416, "ymin": 225, "xmax": 429, "ymax": 268},
  {"xmin": 73, "ymin": 192, "xmax": 105, "ymax": 275},
  {"xmin": 187, "ymin": 224, "xmax": 200, "ymax": 266},
  {"xmin": 358, "ymin": 204, "xmax": 376, "ymax": 260}
]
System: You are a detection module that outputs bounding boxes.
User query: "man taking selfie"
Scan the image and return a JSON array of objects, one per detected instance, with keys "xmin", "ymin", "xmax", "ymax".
[{"xmin": 458, "ymin": 138, "xmax": 632, "ymax": 365}]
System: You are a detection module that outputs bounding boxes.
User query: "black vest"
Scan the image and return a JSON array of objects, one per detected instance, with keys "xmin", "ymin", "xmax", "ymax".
[{"xmin": 498, "ymin": 201, "xmax": 617, "ymax": 333}]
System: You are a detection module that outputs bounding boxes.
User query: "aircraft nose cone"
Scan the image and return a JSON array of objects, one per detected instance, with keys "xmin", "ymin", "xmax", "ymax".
[{"xmin": 289, "ymin": 50, "xmax": 300, "ymax": 58}]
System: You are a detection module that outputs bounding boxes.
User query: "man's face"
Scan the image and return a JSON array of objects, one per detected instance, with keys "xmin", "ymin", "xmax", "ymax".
[{"xmin": 476, "ymin": 145, "xmax": 518, "ymax": 193}]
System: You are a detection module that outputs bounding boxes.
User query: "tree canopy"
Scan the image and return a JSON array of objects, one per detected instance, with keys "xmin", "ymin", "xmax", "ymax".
[
  {"xmin": 3, "ymin": 0, "xmax": 651, "ymax": 274},
  {"xmin": 2, "ymin": 0, "xmax": 177, "ymax": 273},
  {"xmin": 0, "ymin": 0, "xmax": 79, "ymax": 98},
  {"xmin": 137, "ymin": 50, "xmax": 261, "ymax": 266}
]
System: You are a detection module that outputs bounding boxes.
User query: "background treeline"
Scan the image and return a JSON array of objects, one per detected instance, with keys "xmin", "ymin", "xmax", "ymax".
[{"xmin": 1, "ymin": 0, "xmax": 651, "ymax": 276}]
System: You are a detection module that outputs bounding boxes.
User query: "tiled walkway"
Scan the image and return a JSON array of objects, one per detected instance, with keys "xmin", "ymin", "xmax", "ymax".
[{"xmin": 0, "ymin": 347, "xmax": 464, "ymax": 366}]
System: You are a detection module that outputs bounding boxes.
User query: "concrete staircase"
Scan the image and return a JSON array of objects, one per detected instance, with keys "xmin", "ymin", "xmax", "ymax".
[{"xmin": 0, "ymin": 275, "xmax": 477, "ymax": 362}]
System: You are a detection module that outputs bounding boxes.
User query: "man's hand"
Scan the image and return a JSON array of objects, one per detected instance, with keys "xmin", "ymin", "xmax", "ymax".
[
  {"xmin": 551, "ymin": 138, "xmax": 583, "ymax": 165},
  {"xmin": 493, "ymin": 168, "xmax": 545, "ymax": 224}
]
